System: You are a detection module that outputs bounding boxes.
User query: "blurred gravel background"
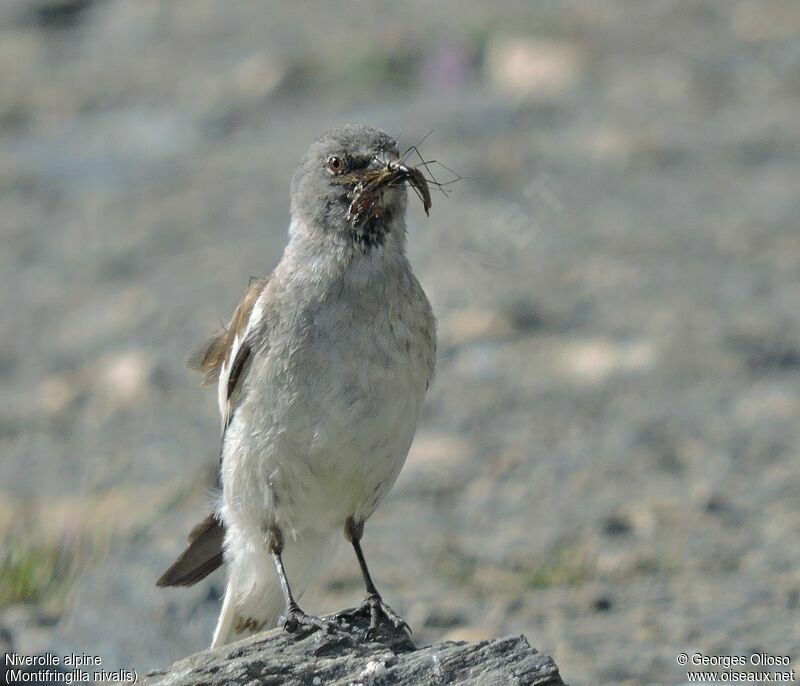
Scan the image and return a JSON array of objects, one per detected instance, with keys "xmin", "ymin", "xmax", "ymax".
[{"xmin": 1, "ymin": 1, "xmax": 799, "ymax": 684}]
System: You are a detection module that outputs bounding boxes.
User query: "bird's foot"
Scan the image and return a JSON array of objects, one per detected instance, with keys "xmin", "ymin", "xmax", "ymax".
[
  {"xmin": 355, "ymin": 592, "xmax": 411, "ymax": 639},
  {"xmin": 279, "ymin": 603, "xmax": 336, "ymax": 635}
]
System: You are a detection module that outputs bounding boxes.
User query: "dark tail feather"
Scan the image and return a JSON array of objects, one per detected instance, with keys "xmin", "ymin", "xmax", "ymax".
[{"xmin": 157, "ymin": 514, "xmax": 225, "ymax": 587}]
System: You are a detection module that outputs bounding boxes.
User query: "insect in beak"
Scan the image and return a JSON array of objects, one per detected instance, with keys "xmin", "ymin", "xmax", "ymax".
[{"xmin": 345, "ymin": 155, "xmax": 432, "ymax": 226}]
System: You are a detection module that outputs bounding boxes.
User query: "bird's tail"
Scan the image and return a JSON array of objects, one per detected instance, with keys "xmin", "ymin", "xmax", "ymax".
[
  {"xmin": 211, "ymin": 529, "xmax": 334, "ymax": 648},
  {"xmin": 157, "ymin": 514, "xmax": 224, "ymax": 588}
]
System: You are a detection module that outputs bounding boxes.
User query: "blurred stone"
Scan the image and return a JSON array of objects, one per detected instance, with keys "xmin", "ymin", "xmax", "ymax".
[
  {"xmin": 39, "ymin": 350, "xmax": 155, "ymax": 416},
  {"xmin": 557, "ymin": 338, "xmax": 655, "ymax": 383},
  {"xmin": 591, "ymin": 596, "xmax": 613, "ymax": 613},
  {"xmin": 506, "ymin": 298, "xmax": 545, "ymax": 333},
  {"xmin": 100, "ymin": 350, "xmax": 154, "ymax": 406},
  {"xmin": 234, "ymin": 53, "xmax": 286, "ymax": 101},
  {"xmin": 442, "ymin": 307, "xmax": 513, "ymax": 345},
  {"xmin": 39, "ymin": 374, "xmax": 79, "ymax": 414},
  {"xmin": 484, "ymin": 35, "xmax": 582, "ymax": 97},
  {"xmin": 732, "ymin": 335, "xmax": 800, "ymax": 374},
  {"xmin": 602, "ymin": 514, "xmax": 632, "ymax": 538},
  {"xmin": 588, "ymin": 128, "xmax": 637, "ymax": 164}
]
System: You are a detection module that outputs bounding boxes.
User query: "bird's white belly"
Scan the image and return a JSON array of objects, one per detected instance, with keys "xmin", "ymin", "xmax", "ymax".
[
  {"xmin": 279, "ymin": 364, "xmax": 422, "ymax": 532},
  {"xmin": 223, "ymin": 327, "xmax": 427, "ymax": 537}
]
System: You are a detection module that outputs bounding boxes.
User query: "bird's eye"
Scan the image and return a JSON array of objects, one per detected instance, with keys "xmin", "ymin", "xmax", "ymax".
[{"xmin": 326, "ymin": 156, "xmax": 345, "ymax": 174}]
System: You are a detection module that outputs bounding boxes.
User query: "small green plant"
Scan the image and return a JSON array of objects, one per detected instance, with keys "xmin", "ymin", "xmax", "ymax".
[
  {"xmin": 521, "ymin": 542, "xmax": 593, "ymax": 589},
  {"xmin": 0, "ymin": 533, "xmax": 78, "ymax": 609}
]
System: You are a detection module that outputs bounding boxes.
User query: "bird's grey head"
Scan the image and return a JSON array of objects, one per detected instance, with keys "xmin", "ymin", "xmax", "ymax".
[{"xmin": 290, "ymin": 126, "xmax": 424, "ymax": 251}]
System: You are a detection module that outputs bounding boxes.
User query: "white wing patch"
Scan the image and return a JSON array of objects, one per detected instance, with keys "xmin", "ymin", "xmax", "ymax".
[{"xmin": 217, "ymin": 296, "xmax": 264, "ymax": 434}]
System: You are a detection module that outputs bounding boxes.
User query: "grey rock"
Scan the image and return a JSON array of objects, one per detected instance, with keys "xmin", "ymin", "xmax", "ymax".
[{"xmin": 140, "ymin": 611, "xmax": 564, "ymax": 686}]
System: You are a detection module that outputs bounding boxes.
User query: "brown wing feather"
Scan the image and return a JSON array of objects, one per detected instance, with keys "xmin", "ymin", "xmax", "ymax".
[
  {"xmin": 186, "ymin": 277, "xmax": 269, "ymax": 387},
  {"xmin": 156, "ymin": 514, "xmax": 224, "ymax": 587}
]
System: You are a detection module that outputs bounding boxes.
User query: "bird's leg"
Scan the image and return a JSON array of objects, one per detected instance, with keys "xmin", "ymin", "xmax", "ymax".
[
  {"xmin": 344, "ymin": 516, "xmax": 411, "ymax": 638},
  {"xmin": 268, "ymin": 526, "xmax": 334, "ymax": 634}
]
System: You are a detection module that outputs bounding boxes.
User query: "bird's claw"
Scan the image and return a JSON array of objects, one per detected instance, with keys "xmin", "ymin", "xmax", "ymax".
[
  {"xmin": 357, "ymin": 593, "xmax": 411, "ymax": 639},
  {"xmin": 279, "ymin": 605, "xmax": 337, "ymax": 635}
]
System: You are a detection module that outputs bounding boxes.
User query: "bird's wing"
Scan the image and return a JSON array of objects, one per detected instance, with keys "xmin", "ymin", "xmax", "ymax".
[
  {"xmin": 187, "ymin": 277, "xmax": 269, "ymax": 433},
  {"xmin": 157, "ymin": 279, "xmax": 270, "ymax": 589}
]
